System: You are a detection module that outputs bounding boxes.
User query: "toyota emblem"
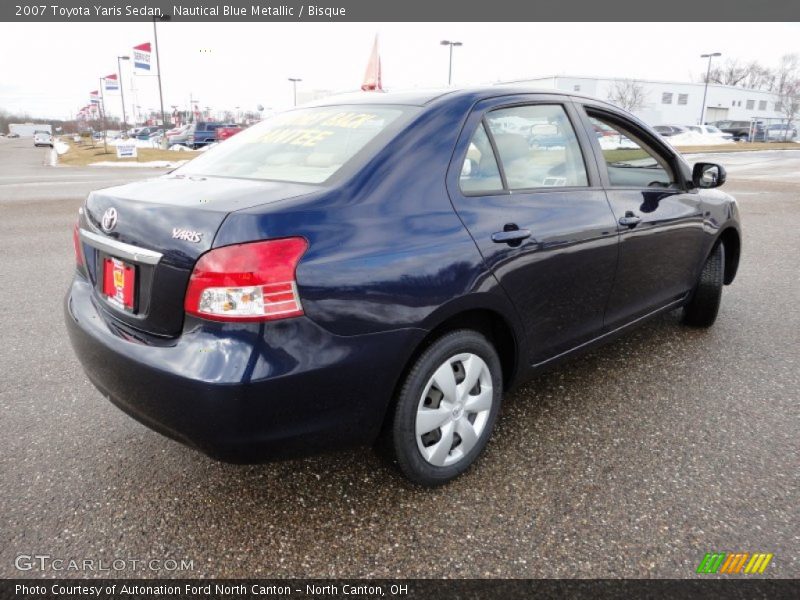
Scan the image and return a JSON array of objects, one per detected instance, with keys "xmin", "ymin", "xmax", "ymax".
[{"xmin": 101, "ymin": 207, "xmax": 118, "ymax": 232}]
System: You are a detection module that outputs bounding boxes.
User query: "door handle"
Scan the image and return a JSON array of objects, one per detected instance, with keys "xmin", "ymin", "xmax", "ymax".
[
  {"xmin": 491, "ymin": 228, "xmax": 532, "ymax": 245},
  {"xmin": 618, "ymin": 211, "xmax": 641, "ymax": 227}
]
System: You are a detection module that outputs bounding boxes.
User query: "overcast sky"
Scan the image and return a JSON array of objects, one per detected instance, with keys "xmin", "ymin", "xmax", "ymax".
[{"xmin": 1, "ymin": 22, "xmax": 798, "ymax": 119}]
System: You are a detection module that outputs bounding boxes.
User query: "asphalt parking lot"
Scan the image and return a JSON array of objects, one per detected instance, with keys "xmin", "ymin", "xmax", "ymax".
[{"xmin": 0, "ymin": 136, "xmax": 797, "ymax": 579}]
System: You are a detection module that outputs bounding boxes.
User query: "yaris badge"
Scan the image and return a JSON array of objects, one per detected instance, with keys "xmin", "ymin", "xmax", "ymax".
[
  {"xmin": 101, "ymin": 207, "xmax": 118, "ymax": 232},
  {"xmin": 172, "ymin": 228, "xmax": 202, "ymax": 243}
]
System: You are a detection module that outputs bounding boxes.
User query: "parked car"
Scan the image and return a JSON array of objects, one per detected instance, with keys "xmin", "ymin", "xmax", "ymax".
[
  {"xmin": 685, "ymin": 125, "xmax": 734, "ymax": 141},
  {"xmin": 215, "ymin": 124, "xmax": 244, "ymax": 142},
  {"xmin": 765, "ymin": 123, "xmax": 797, "ymax": 141},
  {"xmin": 66, "ymin": 88, "xmax": 741, "ymax": 486},
  {"xmin": 186, "ymin": 121, "xmax": 224, "ymax": 148},
  {"xmin": 653, "ymin": 125, "xmax": 687, "ymax": 137},
  {"xmin": 711, "ymin": 120, "xmax": 766, "ymax": 142},
  {"xmin": 33, "ymin": 130, "xmax": 53, "ymax": 147},
  {"xmin": 166, "ymin": 124, "xmax": 192, "ymax": 146},
  {"xmin": 136, "ymin": 127, "xmax": 164, "ymax": 140},
  {"xmin": 7, "ymin": 132, "xmax": 20, "ymax": 138},
  {"xmin": 164, "ymin": 125, "xmax": 186, "ymax": 137}
]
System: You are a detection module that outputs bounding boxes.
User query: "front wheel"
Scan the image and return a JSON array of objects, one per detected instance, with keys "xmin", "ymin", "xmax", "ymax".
[
  {"xmin": 389, "ymin": 330, "xmax": 503, "ymax": 486},
  {"xmin": 683, "ymin": 243, "xmax": 725, "ymax": 327}
]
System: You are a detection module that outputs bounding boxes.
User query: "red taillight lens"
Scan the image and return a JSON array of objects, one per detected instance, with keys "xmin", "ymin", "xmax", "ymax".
[
  {"xmin": 184, "ymin": 237, "xmax": 308, "ymax": 322},
  {"xmin": 73, "ymin": 223, "xmax": 84, "ymax": 266}
]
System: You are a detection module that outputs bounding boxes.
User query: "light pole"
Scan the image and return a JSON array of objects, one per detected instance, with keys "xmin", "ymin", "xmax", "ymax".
[
  {"xmin": 440, "ymin": 40, "xmax": 462, "ymax": 86},
  {"xmin": 288, "ymin": 78, "xmax": 302, "ymax": 106},
  {"xmin": 117, "ymin": 55, "xmax": 130, "ymax": 135},
  {"xmin": 153, "ymin": 14, "xmax": 170, "ymax": 142},
  {"xmin": 98, "ymin": 77, "xmax": 109, "ymax": 154},
  {"xmin": 700, "ymin": 52, "xmax": 721, "ymax": 125}
]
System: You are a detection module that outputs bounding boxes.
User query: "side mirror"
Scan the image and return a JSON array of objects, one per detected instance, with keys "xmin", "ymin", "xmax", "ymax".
[{"xmin": 692, "ymin": 162, "xmax": 726, "ymax": 189}]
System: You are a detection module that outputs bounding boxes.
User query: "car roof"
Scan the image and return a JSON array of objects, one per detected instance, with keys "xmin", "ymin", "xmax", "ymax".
[{"xmin": 306, "ymin": 86, "xmax": 599, "ymax": 108}]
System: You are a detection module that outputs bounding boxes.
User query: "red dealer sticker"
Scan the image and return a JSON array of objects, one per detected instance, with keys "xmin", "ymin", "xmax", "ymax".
[{"xmin": 103, "ymin": 257, "xmax": 135, "ymax": 310}]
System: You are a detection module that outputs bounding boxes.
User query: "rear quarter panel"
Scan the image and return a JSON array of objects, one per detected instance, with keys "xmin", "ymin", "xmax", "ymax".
[{"xmin": 213, "ymin": 96, "xmax": 524, "ymax": 344}]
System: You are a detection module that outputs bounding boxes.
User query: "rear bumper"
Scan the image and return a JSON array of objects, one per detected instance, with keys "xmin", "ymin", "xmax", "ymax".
[{"xmin": 65, "ymin": 276, "xmax": 424, "ymax": 462}]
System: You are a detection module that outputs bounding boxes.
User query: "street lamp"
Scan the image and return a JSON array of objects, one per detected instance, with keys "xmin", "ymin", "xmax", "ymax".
[
  {"xmin": 117, "ymin": 55, "xmax": 130, "ymax": 135},
  {"xmin": 700, "ymin": 52, "xmax": 722, "ymax": 125},
  {"xmin": 153, "ymin": 14, "xmax": 171, "ymax": 142},
  {"xmin": 288, "ymin": 78, "xmax": 302, "ymax": 106},
  {"xmin": 98, "ymin": 76, "xmax": 109, "ymax": 154},
  {"xmin": 440, "ymin": 40, "xmax": 463, "ymax": 86}
]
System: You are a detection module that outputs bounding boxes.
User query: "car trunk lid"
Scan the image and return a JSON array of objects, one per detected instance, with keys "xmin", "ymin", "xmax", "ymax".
[{"xmin": 78, "ymin": 174, "xmax": 317, "ymax": 337}]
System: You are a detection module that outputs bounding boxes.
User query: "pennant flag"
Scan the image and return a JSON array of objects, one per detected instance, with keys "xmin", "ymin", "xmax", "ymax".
[
  {"xmin": 90, "ymin": 90, "xmax": 100, "ymax": 104},
  {"xmin": 361, "ymin": 35, "xmax": 382, "ymax": 92},
  {"xmin": 104, "ymin": 74, "xmax": 119, "ymax": 91},
  {"xmin": 133, "ymin": 42, "xmax": 151, "ymax": 72}
]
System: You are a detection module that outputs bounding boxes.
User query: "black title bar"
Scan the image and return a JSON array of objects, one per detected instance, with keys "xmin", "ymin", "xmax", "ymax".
[
  {"xmin": 4, "ymin": 579, "xmax": 800, "ymax": 600},
  {"xmin": 2, "ymin": 0, "xmax": 798, "ymax": 22}
]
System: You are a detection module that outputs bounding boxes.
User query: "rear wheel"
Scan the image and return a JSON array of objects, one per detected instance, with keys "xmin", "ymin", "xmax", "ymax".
[
  {"xmin": 683, "ymin": 243, "xmax": 725, "ymax": 327},
  {"xmin": 389, "ymin": 330, "xmax": 502, "ymax": 486}
]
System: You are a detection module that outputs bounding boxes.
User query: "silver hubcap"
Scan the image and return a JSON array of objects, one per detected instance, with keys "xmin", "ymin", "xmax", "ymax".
[{"xmin": 415, "ymin": 353, "xmax": 493, "ymax": 467}]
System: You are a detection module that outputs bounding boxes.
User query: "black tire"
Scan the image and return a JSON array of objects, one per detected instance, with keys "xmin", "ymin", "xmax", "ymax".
[
  {"xmin": 683, "ymin": 243, "xmax": 725, "ymax": 327},
  {"xmin": 389, "ymin": 329, "xmax": 503, "ymax": 487}
]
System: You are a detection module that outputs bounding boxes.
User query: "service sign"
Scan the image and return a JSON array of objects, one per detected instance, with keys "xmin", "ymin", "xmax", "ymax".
[
  {"xmin": 133, "ymin": 42, "xmax": 151, "ymax": 72},
  {"xmin": 115, "ymin": 143, "xmax": 137, "ymax": 159}
]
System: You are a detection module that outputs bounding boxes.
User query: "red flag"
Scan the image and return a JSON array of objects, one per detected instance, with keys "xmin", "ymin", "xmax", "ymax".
[{"xmin": 361, "ymin": 35, "xmax": 382, "ymax": 92}]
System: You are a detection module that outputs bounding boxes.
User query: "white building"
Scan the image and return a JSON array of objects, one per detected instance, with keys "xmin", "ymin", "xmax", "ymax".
[
  {"xmin": 8, "ymin": 122, "xmax": 52, "ymax": 137},
  {"xmin": 504, "ymin": 75, "xmax": 783, "ymax": 126}
]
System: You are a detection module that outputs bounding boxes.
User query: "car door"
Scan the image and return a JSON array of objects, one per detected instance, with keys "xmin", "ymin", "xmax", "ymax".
[
  {"xmin": 574, "ymin": 102, "xmax": 707, "ymax": 329},
  {"xmin": 447, "ymin": 96, "xmax": 619, "ymax": 365}
]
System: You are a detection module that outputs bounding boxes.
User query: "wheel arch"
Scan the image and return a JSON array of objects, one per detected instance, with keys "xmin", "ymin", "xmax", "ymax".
[
  {"xmin": 379, "ymin": 299, "xmax": 523, "ymax": 436},
  {"xmin": 718, "ymin": 227, "xmax": 741, "ymax": 285}
]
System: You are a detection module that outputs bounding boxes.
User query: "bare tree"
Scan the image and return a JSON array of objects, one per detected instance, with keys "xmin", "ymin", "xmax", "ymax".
[
  {"xmin": 704, "ymin": 57, "xmax": 786, "ymax": 92},
  {"xmin": 742, "ymin": 61, "xmax": 776, "ymax": 91},
  {"xmin": 773, "ymin": 54, "xmax": 800, "ymax": 139},
  {"xmin": 607, "ymin": 79, "xmax": 647, "ymax": 113},
  {"xmin": 706, "ymin": 59, "xmax": 753, "ymax": 87}
]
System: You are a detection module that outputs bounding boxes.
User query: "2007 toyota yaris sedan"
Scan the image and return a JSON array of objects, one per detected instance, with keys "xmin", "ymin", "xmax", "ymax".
[{"xmin": 66, "ymin": 87, "xmax": 741, "ymax": 486}]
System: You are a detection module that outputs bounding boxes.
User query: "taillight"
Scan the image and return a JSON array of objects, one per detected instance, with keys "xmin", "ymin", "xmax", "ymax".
[
  {"xmin": 73, "ymin": 222, "xmax": 84, "ymax": 266},
  {"xmin": 184, "ymin": 237, "xmax": 308, "ymax": 322}
]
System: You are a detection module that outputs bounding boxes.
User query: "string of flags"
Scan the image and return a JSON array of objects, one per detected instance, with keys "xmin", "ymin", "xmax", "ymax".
[
  {"xmin": 76, "ymin": 33, "xmax": 383, "ymax": 124},
  {"xmin": 77, "ymin": 42, "xmax": 150, "ymax": 122}
]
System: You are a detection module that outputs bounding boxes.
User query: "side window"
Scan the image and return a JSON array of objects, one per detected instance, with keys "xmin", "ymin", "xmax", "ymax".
[
  {"xmin": 459, "ymin": 122, "xmax": 503, "ymax": 194},
  {"xmin": 588, "ymin": 115, "xmax": 675, "ymax": 188},
  {"xmin": 484, "ymin": 105, "xmax": 588, "ymax": 189}
]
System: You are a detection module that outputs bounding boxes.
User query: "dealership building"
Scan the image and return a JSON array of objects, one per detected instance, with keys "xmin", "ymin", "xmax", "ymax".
[
  {"xmin": 7, "ymin": 122, "xmax": 52, "ymax": 137},
  {"xmin": 504, "ymin": 75, "xmax": 784, "ymax": 126}
]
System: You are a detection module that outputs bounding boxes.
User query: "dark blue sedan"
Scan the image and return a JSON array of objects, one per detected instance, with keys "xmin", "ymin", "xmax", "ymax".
[{"xmin": 66, "ymin": 87, "xmax": 741, "ymax": 486}]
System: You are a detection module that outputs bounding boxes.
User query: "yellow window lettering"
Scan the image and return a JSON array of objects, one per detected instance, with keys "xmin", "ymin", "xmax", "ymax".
[
  {"xmin": 322, "ymin": 112, "xmax": 376, "ymax": 128},
  {"xmin": 290, "ymin": 130, "xmax": 334, "ymax": 147},
  {"xmin": 260, "ymin": 128, "xmax": 303, "ymax": 144},
  {"xmin": 259, "ymin": 128, "xmax": 333, "ymax": 147}
]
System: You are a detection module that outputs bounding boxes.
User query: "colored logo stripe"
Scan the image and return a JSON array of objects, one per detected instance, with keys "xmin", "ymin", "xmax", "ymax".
[
  {"xmin": 697, "ymin": 552, "xmax": 773, "ymax": 574},
  {"xmin": 719, "ymin": 553, "xmax": 749, "ymax": 573},
  {"xmin": 745, "ymin": 553, "xmax": 773, "ymax": 574},
  {"xmin": 697, "ymin": 553, "xmax": 726, "ymax": 573}
]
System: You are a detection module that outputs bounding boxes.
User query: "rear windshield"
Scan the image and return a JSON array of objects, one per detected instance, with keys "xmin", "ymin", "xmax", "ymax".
[{"xmin": 177, "ymin": 105, "xmax": 416, "ymax": 184}]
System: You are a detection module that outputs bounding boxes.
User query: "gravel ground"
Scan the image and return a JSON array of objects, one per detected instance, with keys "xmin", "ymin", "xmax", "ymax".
[{"xmin": 0, "ymin": 137, "xmax": 797, "ymax": 579}]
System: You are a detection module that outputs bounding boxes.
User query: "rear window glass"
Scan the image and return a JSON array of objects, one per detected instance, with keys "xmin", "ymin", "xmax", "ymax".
[{"xmin": 177, "ymin": 105, "xmax": 415, "ymax": 184}]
